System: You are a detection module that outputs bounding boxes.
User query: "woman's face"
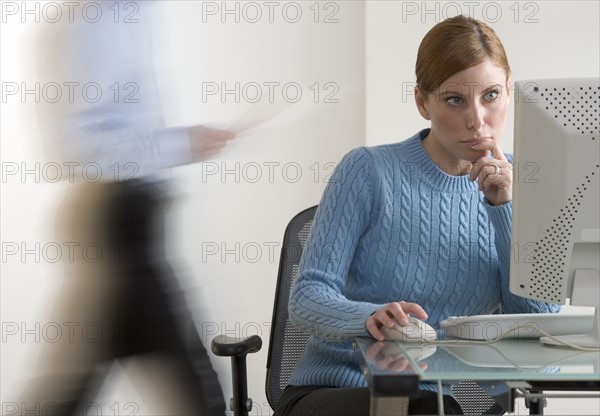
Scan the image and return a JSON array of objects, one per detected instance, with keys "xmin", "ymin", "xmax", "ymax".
[{"xmin": 416, "ymin": 59, "xmax": 510, "ymax": 170}]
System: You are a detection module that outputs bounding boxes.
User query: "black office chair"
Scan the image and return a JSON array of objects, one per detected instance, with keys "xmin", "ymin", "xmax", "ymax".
[
  {"xmin": 211, "ymin": 205, "xmax": 508, "ymax": 416},
  {"xmin": 212, "ymin": 205, "xmax": 316, "ymax": 415}
]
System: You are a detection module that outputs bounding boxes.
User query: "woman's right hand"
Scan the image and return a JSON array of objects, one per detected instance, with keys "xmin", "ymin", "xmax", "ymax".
[{"xmin": 366, "ymin": 301, "xmax": 428, "ymax": 341}]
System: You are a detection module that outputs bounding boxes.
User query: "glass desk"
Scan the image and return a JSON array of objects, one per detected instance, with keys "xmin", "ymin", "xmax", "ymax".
[{"xmin": 354, "ymin": 337, "xmax": 600, "ymax": 416}]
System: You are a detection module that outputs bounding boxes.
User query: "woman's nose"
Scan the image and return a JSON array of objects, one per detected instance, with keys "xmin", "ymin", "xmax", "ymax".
[{"xmin": 466, "ymin": 102, "xmax": 484, "ymax": 130}]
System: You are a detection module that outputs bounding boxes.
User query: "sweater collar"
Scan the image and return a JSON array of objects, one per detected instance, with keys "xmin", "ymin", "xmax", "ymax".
[{"xmin": 403, "ymin": 129, "xmax": 478, "ymax": 193}]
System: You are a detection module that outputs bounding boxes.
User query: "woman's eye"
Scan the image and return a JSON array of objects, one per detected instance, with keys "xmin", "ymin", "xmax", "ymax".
[
  {"xmin": 446, "ymin": 96, "xmax": 463, "ymax": 106},
  {"xmin": 484, "ymin": 90, "xmax": 500, "ymax": 101}
]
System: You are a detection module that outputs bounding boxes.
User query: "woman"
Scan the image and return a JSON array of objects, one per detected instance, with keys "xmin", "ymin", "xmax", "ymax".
[{"xmin": 276, "ymin": 15, "xmax": 560, "ymax": 416}]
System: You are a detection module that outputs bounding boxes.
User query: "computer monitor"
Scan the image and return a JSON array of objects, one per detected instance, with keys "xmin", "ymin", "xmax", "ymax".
[{"xmin": 510, "ymin": 77, "xmax": 600, "ymax": 349}]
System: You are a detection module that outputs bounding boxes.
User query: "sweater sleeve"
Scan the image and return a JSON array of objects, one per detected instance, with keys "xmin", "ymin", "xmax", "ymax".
[
  {"xmin": 288, "ymin": 148, "xmax": 382, "ymax": 341},
  {"xmin": 485, "ymin": 153, "xmax": 561, "ymax": 314}
]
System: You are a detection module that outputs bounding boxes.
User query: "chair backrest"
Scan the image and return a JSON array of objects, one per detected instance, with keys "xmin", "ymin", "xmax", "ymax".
[
  {"xmin": 452, "ymin": 381, "xmax": 504, "ymax": 415},
  {"xmin": 265, "ymin": 205, "xmax": 317, "ymax": 410}
]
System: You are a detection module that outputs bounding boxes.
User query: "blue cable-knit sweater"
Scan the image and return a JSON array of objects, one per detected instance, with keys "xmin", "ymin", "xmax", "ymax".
[{"xmin": 288, "ymin": 129, "xmax": 560, "ymax": 389}]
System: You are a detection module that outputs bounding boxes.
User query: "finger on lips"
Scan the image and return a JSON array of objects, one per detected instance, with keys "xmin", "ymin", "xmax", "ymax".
[{"xmin": 469, "ymin": 139, "xmax": 507, "ymax": 161}]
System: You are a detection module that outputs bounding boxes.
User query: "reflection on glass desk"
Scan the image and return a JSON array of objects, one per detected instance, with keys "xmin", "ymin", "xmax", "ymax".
[{"xmin": 354, "ymin": 337, "xmax": 600, "ymax": 416}]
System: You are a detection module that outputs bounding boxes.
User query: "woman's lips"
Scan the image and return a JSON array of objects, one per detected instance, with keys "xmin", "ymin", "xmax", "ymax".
[{"xmin": 461, "ymin": 138, "xmax": 491, "ymax": 146}]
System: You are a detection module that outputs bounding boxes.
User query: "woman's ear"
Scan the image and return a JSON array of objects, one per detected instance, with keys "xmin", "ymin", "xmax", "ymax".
[{"xmin": 414, "ymin": 85, "xmax": 431, "ymax": 120}]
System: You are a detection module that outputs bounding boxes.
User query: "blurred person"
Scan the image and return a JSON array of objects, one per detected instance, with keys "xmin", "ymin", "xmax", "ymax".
[
  {"xmin": 18, "ymin": 1, "xmax": 233, "ymax": 415},
  {"xmin": 276, "ymin": 15, "xmax": 561, "ymax": 416}
]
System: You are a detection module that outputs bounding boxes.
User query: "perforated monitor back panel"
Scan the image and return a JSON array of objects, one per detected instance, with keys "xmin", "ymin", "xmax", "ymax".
[{"xmin": 512, "ymin": 78, "xmax": 600, "ymax": 303}]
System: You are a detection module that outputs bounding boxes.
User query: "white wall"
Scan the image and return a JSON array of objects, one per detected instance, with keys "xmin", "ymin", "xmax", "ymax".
[
  {"xmin": 1, "ymin": 1, "xmax": 365, "ymax": 415},
  {"xmin": 163, "ymin": 1, "xmax": 366, "ymax": 414}
]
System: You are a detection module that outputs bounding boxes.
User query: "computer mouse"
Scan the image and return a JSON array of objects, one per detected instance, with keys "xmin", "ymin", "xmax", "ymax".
[{"xmin": 381, "ymin": 316, "xmax": 437, "ymax": 342}]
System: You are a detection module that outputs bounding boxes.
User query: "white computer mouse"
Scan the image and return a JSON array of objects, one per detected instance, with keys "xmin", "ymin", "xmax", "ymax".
[{"xmin": 381, "ymin": 316, "xmax": 438, "ymax": 342}]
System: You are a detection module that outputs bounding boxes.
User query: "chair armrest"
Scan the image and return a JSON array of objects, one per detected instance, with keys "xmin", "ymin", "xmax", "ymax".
[
  {"xmin": 211, "ymin": 335, "xmax": 263, "ymax": 415},
  {"xmin": 211, "ymin": 334, "xmax": 262, "ymax": 357}
]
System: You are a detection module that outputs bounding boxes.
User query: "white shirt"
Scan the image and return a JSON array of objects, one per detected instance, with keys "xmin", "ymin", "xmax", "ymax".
[{"xmin": 40, "ymin": 1, "xmax": 191, "ymax": 182}]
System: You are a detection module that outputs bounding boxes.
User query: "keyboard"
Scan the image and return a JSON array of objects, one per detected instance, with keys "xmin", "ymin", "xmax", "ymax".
[{"xmin": 440, "ymin": 312, "xmax": 595, "ymax": 341}]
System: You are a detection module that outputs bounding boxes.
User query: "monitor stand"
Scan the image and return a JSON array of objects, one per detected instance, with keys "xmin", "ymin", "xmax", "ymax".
[{"xmin": 540, "ymin": 307, "xmax": 600, "ymax": 349}]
